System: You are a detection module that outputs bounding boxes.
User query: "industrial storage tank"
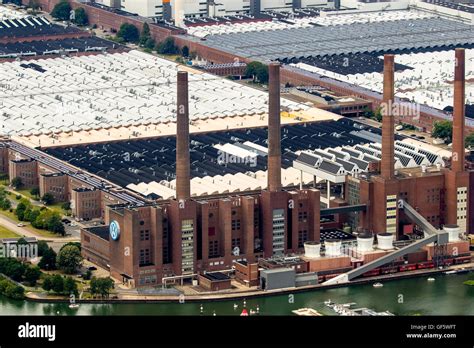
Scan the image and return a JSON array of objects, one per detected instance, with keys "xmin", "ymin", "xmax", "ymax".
[
  {"xmin": 377, "ymin": 233, "xmax": 394, "ymax": 250},
  {"xmin": 304, "ymin": 241, "xmax": 321, "ymax": 258},
  {"xmin": 357, "ymin": 234, "xmax": 374, "ymax": 252},
  {"xmin": 325, "ymin": 239, "xmax": 342, "ymax": 257},
  {"xmin": 444, "ymin": 224, "xmax": 460, "ymax": 242}
]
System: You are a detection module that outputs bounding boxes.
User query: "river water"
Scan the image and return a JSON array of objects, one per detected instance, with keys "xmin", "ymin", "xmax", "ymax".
[{"xmin": 2, "ymin": 273, "xmax": 474, "ymax": 316}]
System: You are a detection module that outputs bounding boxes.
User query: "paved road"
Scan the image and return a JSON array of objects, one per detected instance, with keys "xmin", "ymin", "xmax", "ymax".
[{"xmin": 0, "ymin": 213, "xmax": 79, "ymax": 242}]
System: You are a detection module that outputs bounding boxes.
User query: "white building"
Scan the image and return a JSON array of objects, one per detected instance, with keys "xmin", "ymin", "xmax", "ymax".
[{"xmin": 117, "ymin": 0, "xmax": 331, "ymax": 19}]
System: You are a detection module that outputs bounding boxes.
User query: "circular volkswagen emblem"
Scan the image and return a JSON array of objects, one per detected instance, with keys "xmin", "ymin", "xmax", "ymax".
[{"xmin": 110, "ymin": 220, "xmax": 120, "ymax": 241}]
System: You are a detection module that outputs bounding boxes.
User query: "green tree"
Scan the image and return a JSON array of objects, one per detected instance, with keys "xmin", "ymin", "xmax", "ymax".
[
  {"xmin": 30, "ymin": 187, "xmax": 40, "ymax": 198},
  {"xmin": 37, "ymin": 240, "xmax": 49, "ymax": 257},
  {"xmin": 73, "ymin": 8, "xmax": 88, "ymax": 26},
  {"xmin": 139, "ymin": 22, "xmax": 154, "ymax": 48},
  {"xmin": 256, "ymin": 65, "xmax": 269, "ymax": 84},
  {"xmin": 181, "ymin": 45, "xmax": 189, "ymax": 57},
  {"xmin": 24, "ymin": 266, "xmax": 41, "ymax": 286},
  {"xmin": 90, "ymin": 277, "xmax": 114, "ymax": 298},
  {"xmin": 25, "ymin": 209, "xmax": 40, "ymax": 224},
  {"xmin": 56, "ymin": 245, "xmax": 83, "ymax": 274},
  {"xmin": 41, "ymin": 193, "xmax": 55, "ymax": 205},
  {"xmin": 38, "ymin": 247, "xmax": 57, "ymax": 270},
  {"xmin": 155, "ymin": 37, "xmax": 179, "ymax": 55},
  {"xmin": 64, "ymin": 277, "xmax": 78, "ymax": 296},
  {"xmin": 15, "ymin": 198, "xmax": 31, "ymax": 221},
  {"xmin": 117, "ymin": 23, "xmax": 139, "ymax": 43},
  {"xmin": 5, "ymin": 262, "xmax": 26, "ymax": 282},
  {"xmin": 466, "ymin": 133, "xmax": 474, "ymax": 148},
  {"xmin": 4, "ymin": 282, "xmax": 25, "ymax": 300},
  {"xmin": 245, "ymin": 61, "xmax": 269, "ymax": 83},
  {"xmin": 0, "ymin": 198, "xmax": 11, "ymax": 210},
  {"xmin": 61, "ymin": 202, "xmax": 71, "ymax": 212},
  {"xmin": 432, "ymin": 120, "xmax": 453, "ymax": 142},
  {"xmin": 11, "ymin": 177, "xmax": 23, "ymax": 189},
  {"xmin": 46, "ymin": 214, "xmax": 65, "ymax": 235},
  {"xmin": 42, "ymin": 276, "xmax": 52, "ymax": 291},
  {"xmin": 51, "ymin": 274, "xmax": 64, "ymax": 293},
  {"xmin": 51, "ymin": 0, "xmax": 72, "ymax": 21},
  {"xmin": 245, "ymin": 61, "xmax": 263, "ymax": 81},
  {"xmin": 83, "ymin": 269, "xmax": 92, "ymax": 280}
]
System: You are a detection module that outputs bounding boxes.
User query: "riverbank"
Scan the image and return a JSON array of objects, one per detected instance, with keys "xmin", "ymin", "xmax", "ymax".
[
  {"xmin": 4, "ymin": 271, "xmax": 474, "ymax": 316},
  {"xmin": 25, "ymin": 263, "xmax": 474, "ymax": 304}
]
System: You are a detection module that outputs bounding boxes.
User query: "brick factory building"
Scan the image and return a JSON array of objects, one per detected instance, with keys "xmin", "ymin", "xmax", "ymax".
[{"xmin": 0, "ymin": 49, "xmax": 472, "ymax": 288}]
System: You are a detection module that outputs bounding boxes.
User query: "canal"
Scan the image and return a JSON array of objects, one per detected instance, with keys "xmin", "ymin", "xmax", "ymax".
[{"xmin": 2, "ymin": 273, "xmax": 474, "ymax": 316}]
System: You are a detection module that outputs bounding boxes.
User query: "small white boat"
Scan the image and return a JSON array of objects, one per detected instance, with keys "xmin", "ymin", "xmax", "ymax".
[
  {"xmin": 233, "ymin": 303, "xmax": 238, "ymax": 310},
  {"xmin": 445, "ymin": 270, "xmax": 457, "ymax": 275},
  {"xmin": 324, "ymin": 299, "xmax": 335, "ymax": 308},
  {"xmin": 292, "ymin": 308, "xmax": 323, "ymax": 316},
  {"xmin": 427, "ymin": 277, "xmax": 435, "ymax": 282},
  {"xmin": 68, "ymin": 304, "xmax": 79, "ymax": 309},
  {"xmin": 373, "ymin": 283, "xmax": 383, "ymax": 288}
]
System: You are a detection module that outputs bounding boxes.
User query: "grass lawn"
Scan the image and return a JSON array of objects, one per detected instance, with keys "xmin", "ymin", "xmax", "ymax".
[
  {"xmin": 46, "ymin": 203, "xmax": 69, "ymax": 216},
  {"xmin": 0, "ymin": 225, "xmax": 19, "ymax": 238},
  {"xmin": 0, "ymin": 209, "xmax": 59, "ymax": 238}
]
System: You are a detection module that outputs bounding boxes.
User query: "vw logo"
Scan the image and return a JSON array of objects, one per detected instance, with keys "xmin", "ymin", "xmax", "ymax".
[{"xmin": 110, "ymin": 220, "xmax": 120, "ymax": 241}]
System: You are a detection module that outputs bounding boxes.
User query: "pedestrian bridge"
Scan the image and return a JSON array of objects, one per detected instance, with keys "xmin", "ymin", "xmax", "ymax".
[{"xmin": 324, "ymin": 199, "xmax": 449, "ymax": 285}]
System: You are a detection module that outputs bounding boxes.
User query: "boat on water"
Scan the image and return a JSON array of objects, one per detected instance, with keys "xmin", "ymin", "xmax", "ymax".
[
  {"xmin": 427, "ymin": 277, "xmax": 435, "ymax": 282},
  {"xmin": 292, "ymin": 308, "xmax": 323, "ymax": 316},
  {"xmin": 445, "ymin": 268, "xmax": 470, "ymax": 275},
  {"xmin": 373, "ymin": 283, "xmax": 383, "ymax": 288},
  {"xmin": 324, "ymin": 299, "xmax": 335, "ymax": 308},
  {"xmin": 68, "ymin": 304, "xmax": 79, "ymax": 309}
]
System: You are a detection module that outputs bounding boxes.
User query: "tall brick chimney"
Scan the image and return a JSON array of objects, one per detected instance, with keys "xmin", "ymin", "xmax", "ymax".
[
  {"xmin": 268, "ymin": 62, "xmax": 282, "ymax": 192},
  {"xmin": 176, "ymin": 71, "xmax": 190, "ymax": 201},
  {"xmin": 381, "ymin": 54, "xmax": 395, "ymax": 180},
  {"xmin": 452, "ymin": 48, "xmax": 465, "ymax": 173}
]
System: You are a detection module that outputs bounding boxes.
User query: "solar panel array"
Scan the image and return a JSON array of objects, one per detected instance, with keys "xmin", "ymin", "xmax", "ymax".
[
  {"xmin": 293, "ymin": 134, "xmax": 444, "ymax": 178},
  {"xmin": 294, "ymin": 49, "xmax": 474, "ymax": 113},
  {"xmin": 0, "ymin": 50, "xmax": 306, "ymax": 136},
  {"xmin": 44, "ymin": 118, "xmax": 375, "ymax": 197},
  {"xmin": 186, "ymin": 10, "xmax": 434, "ymax": 38},
  {"xmin": 195, "ymin": 17, "xmax": 473, "ymax": 61}
]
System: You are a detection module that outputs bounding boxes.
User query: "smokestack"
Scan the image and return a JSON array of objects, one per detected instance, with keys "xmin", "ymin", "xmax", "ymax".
[
  {"xmin": 381, "ymin": 54, "xmax": 395, "ymax": 180},
  {"xmin": 176, "ymin": 71, "xmax": 190, "ymax": 201},
  {"xmin": 268, "ymin": 62, "xmax": 282, "ymax": 192},
  {"xmin": 452, "ymin": 48, "xmax": 465, "ymax": 173}
]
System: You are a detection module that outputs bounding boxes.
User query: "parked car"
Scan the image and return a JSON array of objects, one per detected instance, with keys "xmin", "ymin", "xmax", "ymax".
[{"xmin": 17, "ymin": 223, "xmax": 24, "ymax": 227}]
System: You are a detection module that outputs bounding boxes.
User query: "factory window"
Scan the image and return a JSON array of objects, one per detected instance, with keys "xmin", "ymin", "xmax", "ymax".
[
  {"xmin": 232, "ymin": 238, "xmax": 241, "ymax": 249},
  {"xmin": 298, "ymin": 211, "xmax": 308, "ymax": 222},
  {"xmin": 140, "ymin": 230, "xmax": 150, "ymax": 241},
  {"xmin": 298, "ymin": 230, "xmax": 308, "ymax": 248},
  {"xmin": 139, "ymin": 249, "xmax": 151, "ymax": 266},
  {"xmin": 209, "ymin": 240, "xmax": 219, "ymax": 258},
  {"xmin": 231, "ymin": 219, "xmax": 241, "ymax": 231},
  {"xmin": 140, "ymin": 220, "xmax": 145, "ymax": 226},
  {"xmin": 209, "ymin": 213, "xmax": 214, "ymax": 218}
]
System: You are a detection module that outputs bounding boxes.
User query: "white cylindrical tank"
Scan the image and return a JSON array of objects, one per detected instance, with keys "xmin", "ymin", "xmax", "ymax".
[
  {"xmin": 377, "ymin": 233, "xmax": 394, "ymax": 250},
  {"xmin": 325, "ymin": 239, "xmax": 342, "ymax": 257},
  {"xmin": 444, "ymin": 224, "xmax": 460, "ymax": 242},
  {"xmin": 304, "ymin": 241, "xmax": 321, "ymax": 258},
  {"xmin": 357, "ymin": 234, "xmax": 374, "ymax": 252}
]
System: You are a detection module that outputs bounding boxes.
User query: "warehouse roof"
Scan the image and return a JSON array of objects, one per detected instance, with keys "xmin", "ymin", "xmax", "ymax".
[{"xmin": 186, "ymin": 17, "xmax": 473, "ymax": 61}]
